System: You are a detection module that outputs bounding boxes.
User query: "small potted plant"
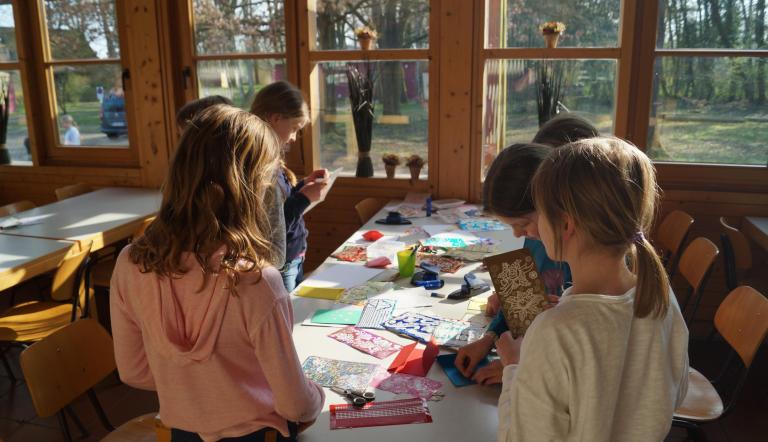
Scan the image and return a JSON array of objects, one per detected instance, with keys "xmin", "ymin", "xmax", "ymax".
[
  {"xmin": 539, "ymin": 21, "xmax": 566, "ymax": 48},
  {"xmin": 405, "ymin": 154, "xmax": 425, "ymax": 183},
  {"xmin": 382, "ymin": 153, "xmax": 401, "ymax": 178},
  {"xmin": 355, "ymin": 26, "xmax": 378, "ymax": 50}
]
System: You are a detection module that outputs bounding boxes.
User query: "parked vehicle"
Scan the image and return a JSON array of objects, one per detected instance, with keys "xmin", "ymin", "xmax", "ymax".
[{"xmin": 100, "ymin": 95, "xmax": 128, "ymax": 138}]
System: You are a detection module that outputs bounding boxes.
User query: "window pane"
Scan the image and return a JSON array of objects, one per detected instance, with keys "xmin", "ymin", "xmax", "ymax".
[
  {"xmin": 52, "ymin": 64, "xmax": 128, "ymax": 146},
  {"xmin": 657, "ymin": 0, "xmax": 767, "ymax": 49},
  {"xmin": 314, "ymin": 0, "xmax": 429, "ymax": 50},
  {"xmin": 481, "ymin": 59, "xmax": 615, "ymax": 177},
  {"xmin": 196, "ymin": 59, "xmax": 285, "ymax": 109},
  {"xmin": 486, "ymin": 0, "xmax": 621, "ymax": 48},
  {"xmin": 1, "ymin": 70, "xmax": 31, "ymax": 164},
  {"xmin": 44, "ymin": 0, "xmax": 120, "ymax": 60},
  {"xmin": 315, "ymin": 61, "xmax": 429, "ymax": 178},
  {"xmin": 0, "ymin": 3, "xmax": 18, "ymax": 62},
  {"xmin": 193, "ymin": 0, "xmax": 285, "ymax": 54},
  {"xmin": 648, "ymin": 57, "xmax": 767, "ymax": 165}
]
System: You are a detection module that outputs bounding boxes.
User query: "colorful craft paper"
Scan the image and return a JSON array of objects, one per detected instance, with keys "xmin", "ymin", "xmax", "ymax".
[
  {"xmin": 387, "ymin": 339, "xmax": 439, "ymax": 377},
  {"xmin": 436, "ymin": 353, "xmax": 491, "ymax": 387},
  {"xmin": 457, "ymin": 218, "xmax": 508, "ymax": 232},
  {"xmin": 329, "ymin": 398, "xmax": 433, "ymax": 430},
  {"xmin": 357, "ymin": 298, "xmax": 397, "ymax": 329},
  {"xmin": 431, "ymin": 319, "xmax": 485, "ymax": 348},
  {"xmin": 370, "ymin": 368, "xmax": 443, "ymax": 400},
  {"xmin": 332, "ymin": 246, "xmax": 368, "ymax": 262},
  {"xmin": 338, "ymin": 282, "xmax": 394, "ymax": 306},
  {"xmin": 328, "ymin": 326, "xmax": 402, "ymax": 359},
  {"xmin": 417, "ymin": 254, "xmax": 464, "ymax": 274},
  {"xmin": 301, "ymin": 356, "xmax": 379, "ymax": 392},
  {"xmin": 362, "ymin": 230, "xmax": 384, "ymax": 241},
  {"xmin": 383, "ymin": 312, "xmax": 443, "ymax": 343},
  {"xmin": 365, "ymin": 256, "xmax": 391, "ymax": 268},
  {"xmin": 311, "ymin": 307, "xmax": 363, "ymax": 325},
  {"xmin": 295, "ymin": 286, "xmax": 344, "ymax": 300}
]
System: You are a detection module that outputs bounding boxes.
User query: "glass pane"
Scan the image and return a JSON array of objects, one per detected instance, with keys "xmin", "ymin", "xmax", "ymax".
[
  {"xmin": 0, "ymin": 70, "xmax": 31, "ymax": 164},
  {"xmin": 196, "ymin": 59, "xmax": 285, "ymax": 109},
  {"xmin": 193, "ymin": 0, "xmax": 285, "ymax": 54},
  {"xmin": 314, "ymin": 0, "xmax": 430, "ymax": 50},
  {"xmin": 486, "ymin": 0, "xmax": 621, "ymax": 48},
  {"xmin": 481, "ymin": 59, "xmax": 616, "ymax": 177},
  {"xmin": 657, "ymin": 0, "xmax": 767, "ymax": 49},
  {"xmin": 0, "ymin": 3, "xmax": 18, "ymax": 62},
  {"xmin": 648, "ymin": 57, "xmax": 768, "ymax": 165},
  {"xmin": 44, "ymin": 0, "xmax": 120, "ymax": 60},
  {"xmin": 52, "ymin": 64, "xmax": 128, "ymax": 146},
  {"xmin": 315, "ymin": 60, "xmax": 429, "ymax": 178}
]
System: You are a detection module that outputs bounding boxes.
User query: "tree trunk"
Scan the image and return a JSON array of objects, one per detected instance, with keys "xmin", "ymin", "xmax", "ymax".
[{"xmin": 757, "ymin": 0, "xmax": 766, "ymax": 104}]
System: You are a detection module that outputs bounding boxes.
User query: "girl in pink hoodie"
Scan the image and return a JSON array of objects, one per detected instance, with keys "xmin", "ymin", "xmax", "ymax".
[{"xmin": 110, "ymin": 104, "xmax": 324, "ymax": 442}]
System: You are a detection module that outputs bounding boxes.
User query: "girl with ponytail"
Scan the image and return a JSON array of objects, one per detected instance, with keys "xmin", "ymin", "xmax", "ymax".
[{"xmin": 495, "ymin": 137, "xmax": 689, "ymax": 442}]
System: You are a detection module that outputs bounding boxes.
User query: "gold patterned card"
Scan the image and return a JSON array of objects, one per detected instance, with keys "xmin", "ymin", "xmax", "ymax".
[{"xmin": 483, "ymin": 248, "xmax": 548, "ymax": 338}]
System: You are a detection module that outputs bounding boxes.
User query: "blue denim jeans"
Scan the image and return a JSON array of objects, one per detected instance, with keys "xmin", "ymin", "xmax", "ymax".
[{"xmin": 280, "ymin": 255, "xmax": 305, "ymax": 293}]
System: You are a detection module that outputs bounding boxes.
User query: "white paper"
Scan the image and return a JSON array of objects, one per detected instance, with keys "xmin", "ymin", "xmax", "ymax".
[
  {"xmin": 422, "ymin": 224, "xmax": 457, "ymax": 237},
  {"xmin": 300, "ymin": 263, "xmax": 384, "ymax": 289},
  {"xmin": 304, "ymin": 167, "xmax": 343, "ymax": 214}
]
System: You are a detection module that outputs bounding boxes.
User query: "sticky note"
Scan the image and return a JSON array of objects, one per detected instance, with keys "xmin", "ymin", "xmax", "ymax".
[{"xmin": 295, "ymin": 285, "xmax": 345, "ymax": 300}]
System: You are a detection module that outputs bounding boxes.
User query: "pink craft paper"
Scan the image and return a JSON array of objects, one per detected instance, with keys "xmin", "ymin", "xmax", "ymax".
[
  {"xmin": 370, "ymin": 368, "xmax": 443, "ymax": 400},
  {"xmin": 365, "ymin": 256, "xmax": 391, "ymax": 268},
  {"xmin": 328, "ymin": 326, "xmax": 403, "ymax": 359}
]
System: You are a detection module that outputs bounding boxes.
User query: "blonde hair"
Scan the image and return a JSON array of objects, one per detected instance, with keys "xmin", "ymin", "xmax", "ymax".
[
  {"xmin": 250, "ymin": 81, "xmax": 309, "ymax": 186},
  {"xmin": 130, "ymin": 104, "xmax": 281, "ymax": 294},
  {"xmin": 532, "ymin": 137, "xmax": 669, "ymax": 319}
]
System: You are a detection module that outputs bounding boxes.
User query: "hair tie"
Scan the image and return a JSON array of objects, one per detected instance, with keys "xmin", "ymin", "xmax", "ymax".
[{"xmin": 632, "ymin": 231, "xmax": 646, "ymax": 244}]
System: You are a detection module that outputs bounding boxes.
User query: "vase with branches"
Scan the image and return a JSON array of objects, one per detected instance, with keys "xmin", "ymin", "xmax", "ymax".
[
  {"xmin": 346, "ymin": 64, "xmax": 375, "ymax": 177},
  {"xmin": 536, "ymin": 61, "xmax": 565, "ymax": 127},
  {"xmin": 405, "ymin": 154, "xmax": 425, "ymax": 183},
  {"xmin": 0, "ymin": 72, "xmax": 10, "ymax": 165},
  {"xmin": 382, "ymin": 153, "xmax": 400, "ymax": 178}
]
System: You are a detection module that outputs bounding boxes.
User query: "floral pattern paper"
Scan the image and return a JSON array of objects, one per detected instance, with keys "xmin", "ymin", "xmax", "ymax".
[
  {"xmin": 370, "ymin": 367, "xmax": 444, "ymax": 400},
  {"xmin": 328, "ymin": 326, "xmax": 403, "ymax": 359},
  {"xmin": 338, "ymin": 282, "xmax": 394, "ymax": 306},
  {"xmin": 417, "ymin": 254, "xmax": 464, "ymax": 274},
  {"xmin": 332, "ymin": 245, "xmax": 368, "ymax": 262},
  {"xmin": 431, "ymin": 319, "xmax": 485, "ymax": 348},
  {"xmin": 301, "ymin": 356, "xmax": 379, "ymax": 392}
]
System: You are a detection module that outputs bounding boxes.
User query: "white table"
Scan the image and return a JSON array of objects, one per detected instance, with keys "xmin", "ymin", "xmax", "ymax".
[
  {"xmin": 0, "ymin": 235, "xmax": 76, "ymax": 292},
  {"xmin": 292, "ymin": 204, "xmax": 524, "ymax": 441},
  {"xmin": 0, "ymin": 187, "xmax": 161, "ymax": 252},
  {"xmin": 743, "ymin": 216, "xmax": 768, "ymax": 252}
]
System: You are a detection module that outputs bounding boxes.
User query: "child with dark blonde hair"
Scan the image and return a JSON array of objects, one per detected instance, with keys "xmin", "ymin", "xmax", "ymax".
[
  {"xmin": 111, "ymin": 105, "xmax": 323, "ymax": 442},
  {"xmin": 496, "ymin": 137, "xmax": 689, "ymax": 441}
]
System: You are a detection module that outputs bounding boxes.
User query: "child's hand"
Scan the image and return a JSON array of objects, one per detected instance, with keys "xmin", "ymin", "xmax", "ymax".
[
  {"xmin": 485, "ymin": 291, "xmax": 500, "ymax": 316},
  {"xmin": 472, "ymin": 359, "xmax": 504, "ymax": 385},
  {"xmin": 544, "ymin": 294, "xmax": 560, "ymax": 310},
  {"xmin": 496, "ymin": 331, "xmax": 523, "ymax": 366},
  {"xmin": 304, "ymin": 169, "xmax": 328, "ymax": 184},
  {"xmin": 299, "ymin": 181, "xmax": 327, "ymax": 202},
  {"xmin": 455, "ymin": 334, "xmax": 495, "ymax": 377}
]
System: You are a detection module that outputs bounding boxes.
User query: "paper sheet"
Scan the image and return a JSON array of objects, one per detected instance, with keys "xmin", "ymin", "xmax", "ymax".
[
  {"xmin": 304, "ymin": 167, "xmax": 343, "ymax": 214},
  {"xmin": 295, "ymin": 286, "xmax": 345, "ymax": 300},
  {"xmin": 300, "ymin": 264, "xmax": 385, "ymax": 289}
]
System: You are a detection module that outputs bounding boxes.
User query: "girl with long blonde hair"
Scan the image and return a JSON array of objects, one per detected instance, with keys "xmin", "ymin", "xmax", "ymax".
[
  {"xmin": 111, "ymin": 105, "xmax": 324, "ymax": 442},
  {"xmin": 495, "ymin": 138, "xmax": 689, "ymax": 441}
]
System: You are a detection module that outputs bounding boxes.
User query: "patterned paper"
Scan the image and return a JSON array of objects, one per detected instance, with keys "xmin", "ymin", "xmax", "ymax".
[
  {"xmin": 357, "ymin": 298, "xmax": 397, "ymax": 329},
  {"xmin": 483, "ymin": 249, "xmax": 548, "ymax": 338},
  {"xmin": 383, "ymin": 312, "xmax": 443, "ymax": 343},
  {"xmin": 328, "ymin": 326, "xmax": 403, "ymax": 359},
  {"xmin": 370, "ymin": 367, "xmax": 443, "ymax": 400},
  {"xmin": 417, "ymin": 254, "xmax": 464, "ymax": 274},
  {"xmin": 431, "ymin": 319, "xmax": 485, "ymax": 348},
  {"xmin": 301, "ymin": 356, "xmax": 379, "ymax": 392},
  {"xmin": 332, "ymin": 246, "xmax": 368, "ymax": 262},
  {"xmin": 338, "ymin": 282, "xmax": 394, "ymax": 306},
  {"xmin": 444, "ymin": 243, "xmax": 498, "ymax": 262},
  {"xmin": 457, "ymin": 218, "xmax": 508, "ymax": 232},
  {"xmin": 330, "ymin": 398, "xmax": 432, "ymax": 429}
]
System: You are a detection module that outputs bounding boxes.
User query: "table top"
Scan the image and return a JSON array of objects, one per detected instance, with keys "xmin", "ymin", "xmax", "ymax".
[
  {"xmin": 292, "ymin": 203, "xmax": 523, "ymax": 441},
  {"xmin": 743, "ymin": 216, "xmax": 768, "ymax": 251},
  {"xmin": 0, "ymin": 187, "xmax": 161, "ymax": 251},
  {"xmin": 0, "ymin": 235, "xmax": 75, "ymax": 292}
]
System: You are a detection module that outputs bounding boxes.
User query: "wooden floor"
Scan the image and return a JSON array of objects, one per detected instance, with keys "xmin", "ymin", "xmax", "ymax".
[{"xmin": 0, "ymin": 339, "xmax": 766, "ymax": 441}]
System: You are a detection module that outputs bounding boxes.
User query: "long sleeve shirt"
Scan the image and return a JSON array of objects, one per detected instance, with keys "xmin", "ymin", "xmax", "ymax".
[
  {"xmin": 278, "ymin": 172, "xmax": 310, "ymax": 263},
  {"xmin": 110, "ymin": 246, "xmax": 324, "ymax": 441},
  {"xmin": 497, "ymin": 286, "xmax": 689, "ymax": 442}
]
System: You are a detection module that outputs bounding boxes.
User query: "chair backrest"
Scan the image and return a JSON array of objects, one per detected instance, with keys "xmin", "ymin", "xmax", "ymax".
[
  {"xmin": 355, "ymin": 198, "xmax": 386, "ymax": 225},
  {"xmin": 656, "ymin": 210, "xmax": 694, "ymax": 269},
  {"xmin": 677, "ymin": 237, "xmax": 719, "ymax": 293},
  {"xmin": 0, "ymin": 200, "xmax": 36, "ymax": 217},
  {"xmin": 20, "ymin": 318, "xmax": 116, "ymax": 417},
  {"xmin": 51, "ymin": 241, "xmax": 93, "ymax": 303},
  {"xmin": 55, "ymin": 183, "xmax": 92, "ymax": 201},
  {"xmin": 719, "ymin": 217, "xmax": 752, "ymax": 271},
  {"xmin": 714, "ymin": 286, "xmax": 768, "ymax": 368}
]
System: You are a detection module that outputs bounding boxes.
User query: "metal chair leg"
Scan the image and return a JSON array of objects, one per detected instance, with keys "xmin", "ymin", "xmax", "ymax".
[
  {"xmin": 64, "ymin": 405, "xmax": 89, "ymax": 439},
  {"xmin": 88, "ymin": 388, "xmax": 115, "ymax": 431},
  {"xmin": 672, "ymin": 418, "xmax": 708, "ymax": 442},
  {"xmin": 0, "ymin": 349, "xmax": 16, "ymax": 381},
  {"xmin": 57, "ymin": 410, "xmax": 73, "ymax": 442}
]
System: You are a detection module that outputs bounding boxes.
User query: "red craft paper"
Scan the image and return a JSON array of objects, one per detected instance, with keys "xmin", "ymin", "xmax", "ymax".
[
  {"xmin": 363, "ymin": 230, "xmax": 384, "ymax": 241},
  {"xmin": 330, "ymin": 398, "xmax": 432, "ymax": 430},
  {"xmin": 387, "ymin": 338, "xmax": 439, "ymax": 377},
  {"xmin": 365, "ymin": 256, "xmax": 391, "ymax": 268}
]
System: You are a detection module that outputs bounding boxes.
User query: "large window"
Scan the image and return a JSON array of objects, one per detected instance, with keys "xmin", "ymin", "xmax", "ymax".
[
  {"xmin": 0, "ymin": 1, "xmax": 30, "ymax": 165},
  {"xmin": 648, "ymin": 0, "xmax": 767, "ymax": 166}
]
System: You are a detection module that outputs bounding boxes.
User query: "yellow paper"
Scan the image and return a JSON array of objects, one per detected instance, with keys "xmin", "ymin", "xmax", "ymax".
[
  {"xmin": 467, "ymin": 298, "xmax": 488, "ymax": 313},
  {"xmin": 295, "ymin": 285, "xmax": 345, "ymax": 301}
]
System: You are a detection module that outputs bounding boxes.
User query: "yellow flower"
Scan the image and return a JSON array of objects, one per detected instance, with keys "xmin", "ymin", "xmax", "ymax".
[
  {"xmin": 539, "ymin": 21, "xmax": 566, "ymax": 34},
  {"xmin": 355, "ymin": 26, "xmax": 378, "ymax": 39}
]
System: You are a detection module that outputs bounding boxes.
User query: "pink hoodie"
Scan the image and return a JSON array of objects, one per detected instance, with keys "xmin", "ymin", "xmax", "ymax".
[{"xmin": 110, "ymin": 245, "xmax": 324, "ymax": 441}]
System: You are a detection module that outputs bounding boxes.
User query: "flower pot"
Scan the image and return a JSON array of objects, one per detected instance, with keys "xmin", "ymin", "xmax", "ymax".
[
  {"xmin": 543, "ymin": 33, "xmax": 560, "ymax": 49},
  {"xmin": 358, "ymin": 37, "xmax": 374, "ymax": 50},
  {"xmin": 409, "ymin": 165, "xmax": 422, "ymax": 182},
  {"xmin": 385, "ymin": 164, "xmax": 397, "ymax": 179}
]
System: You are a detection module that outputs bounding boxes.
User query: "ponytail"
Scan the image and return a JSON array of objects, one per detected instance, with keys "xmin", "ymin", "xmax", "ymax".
[
  {"xmin": 281, "ymin": 160, "xmax": 297, "ymax": 186},
  {"xmin": 632, "ymin": 233, "xmax": 670, "ymax": 319}
]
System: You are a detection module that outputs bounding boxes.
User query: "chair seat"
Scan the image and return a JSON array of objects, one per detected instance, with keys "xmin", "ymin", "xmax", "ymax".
[
  {"xmin": 0, "ymin": 301, "xmax": 75, "ymax": 342},
  {"xmin": 101, "ymin": 413, "xmax": 169, "ymax": 442},
  {"xmin": 674, "ymin": 367, "xmax": 724, "ymax": 422}
]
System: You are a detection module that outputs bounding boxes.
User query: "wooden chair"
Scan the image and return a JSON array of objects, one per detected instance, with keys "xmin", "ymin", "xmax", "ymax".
[
  {"xmin": 55, "ymin": 183, "xmax": 92, "ymax": 201},
  {"xmin": 0, "ymin": 200, "xmax": 35, "ymax": 217},
  {"xmin": 20, "ymin": 318, "xmax": 168, "ymax": 442},
  {"xmin": 0, "ymin": 241, "xmax": 93, "ymax": 380},
  {"xmin": 355, "ymin": 198, "xmax": 387, "ymax": 225},
  {"xmin": 89, "ymin": 216, "xmax": 156, "ymax": 290},
  {"xmin": 673, "ymin": 286, "xmax": 768, "ymax": 441},
  {"xmin": 656, "ymin": 209, "xmax": 695, "ymax": 276},
  {"xmin": 676, "ymin": 237, "xmax": 719, "ymax": 326},
  {"xmin": 719, "ymin": 217, "xmax": 753, "ymax": 292}
]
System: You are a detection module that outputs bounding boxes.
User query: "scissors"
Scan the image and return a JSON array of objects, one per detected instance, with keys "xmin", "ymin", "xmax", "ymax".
[{"xmin": 330, "ymin": 386, "xmax": 375, "ymax": 407}]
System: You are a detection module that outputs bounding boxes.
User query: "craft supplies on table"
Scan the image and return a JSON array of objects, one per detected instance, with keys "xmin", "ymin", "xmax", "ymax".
[
  {"xmin": 436, "ymin": 354, "xmax": 491, "ymax": 387},
  {"xmin": 295, "ymin": 286, "xmax": 345, "ymax": 301},
  {"xmin": 457, "ymin": 218, "xmax": 509, "ymax": 232},
  {"xmin": 328, "ymin": 326, "xmax": 403, "ymax": 359},
  {"xmin": 369, "ymin": 368, "xmax": 444, "ymax": 401},
  {"xmin": 383, "ymin": 312, "xmax": 443, "ymax": 343},
  {"xmin": 387, "ymin": 339, "xmax": 439, "ymax": 377},
  {"xmin": 299, "ymin": 264, "xmax": 385, "ymax": 290},
  {"xmin": 332, "ymin": 245, "xmax": 368, "ymax": 262},
  {"xmin": 301, "ymin": 356, "xmax": 379, "ymax": 392},
  {"xmin": 310, "ymin": 307, "xmax": 363, "ymax": 325},
  {"xmin": 356, "ymin": 298, "xmax": 397, "ymax": 329},
  {"xmin": 337, "ymin": 281, "xmax": 394, "ymax": 306},
  {"xmin": 329, "ymin": 398, "xmax": 433, "ymax": 430}
]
